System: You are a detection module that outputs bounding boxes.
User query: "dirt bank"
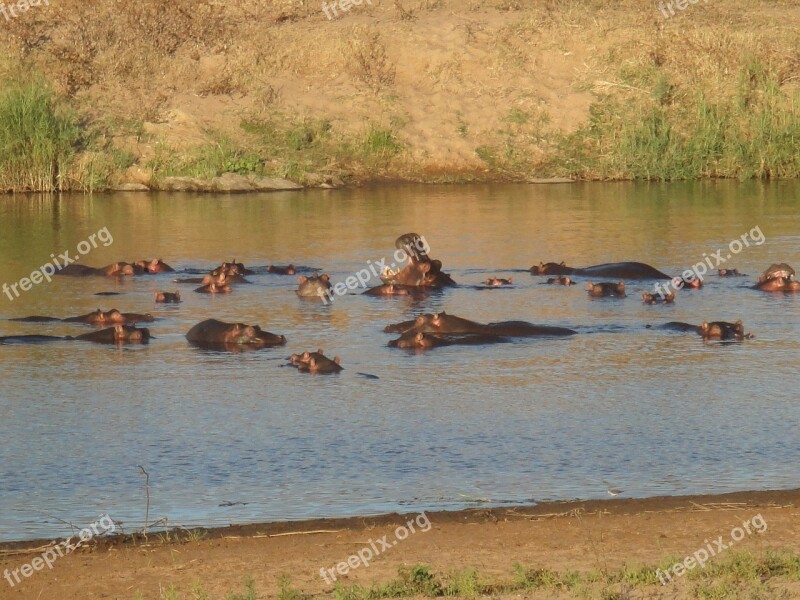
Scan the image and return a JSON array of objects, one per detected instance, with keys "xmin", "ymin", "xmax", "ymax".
[{"xmin": 2, "ymin": 489, "xmax": 799, "ymax": 599}]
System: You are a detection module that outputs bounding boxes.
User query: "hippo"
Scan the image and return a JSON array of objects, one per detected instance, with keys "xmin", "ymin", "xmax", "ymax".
[
  {"xmin": 212, "ymin": 260, "xmax": 254, "ymax": 276},
  {"xmin": 62, "ymin": 309, "xmax": 154, "ymax": 324},
  {"xmin": 135, "ymin": 259, "xmax": 175, "ymax": 273},
  {"xmin": 194, "ymin": 282, "xmax": 232, "ymax": 294},
  {"xmin": 531, "ymin": 261, "xmax": 671, "ymax": 280},
  {"xmin": 388, "ymin": 331, "xmax": 510, "ymax": 349},
  {"xmin": 268, "ymin": 264, "xmax": 297, "ymax": 275},
  {"xmin": 186, "ymin": 319, "xmax": 286, "ymax": 348},
  {"xmin": 385, "ymin": 312, "xmax": 576, "ymax": 337},
  {"xmin": 642, "ymin": 291, "xmax": 675, "ymax": 304},
  {"xmin": 381, "ymin": 233, "xmax": 456, "ymax": 288},
  {"xmin": 718, "ymin": 268, "xmax": 744, "ymax": 277},
  {"xmin": 297, "ymin": 274, "xmax": 332, "ymax": 298},
  {"xmin": 484, "ymin": 277, "xmax": 513, "ymax": 286},
  {"xmin": 754, "ymin": 263, "xmax": 799, "ymax": 292},
  {"xmin": 12, "ymin": 309, "xmax": 154, "ymax": 325},
  {"xmin": 672, "ymin": 275, "xmax": 703, "ymax": 289},
  {"xmin": 75, "ymin": 324, "xmax": 152, "ymax": 344},
  {"xmin": 289, "ymin": 349, "xmax": 343, "ymax": 373},
  {"xmin": 0, "ymin": 324, "xmax": 151, "ymax": 345},
  {"xmin": 546, "ymin": 276, "xmax": 574, "ymax": 286},
  {"xmin": 658, "ymin": 321, "xmax": 752, "ymax": 340},
  {"xmin": 154, "ymin": 291, "xmax": 182, "ymax": 303},
  {"xmin": 587, "ymin": 282, "xmax": 626, "ymax": 298},
  {"xmin": 56, "ymin": 262, "xmax": 139, "ymax": 277},
  {"xmin": 363, "ymin": 283, "xmax": 428, "ymax": 298}
]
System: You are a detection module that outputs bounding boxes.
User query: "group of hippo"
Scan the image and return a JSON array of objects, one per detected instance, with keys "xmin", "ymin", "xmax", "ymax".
[{"xmin": 1, "ymin": 234, "xmax": 796, "ymax": 370}]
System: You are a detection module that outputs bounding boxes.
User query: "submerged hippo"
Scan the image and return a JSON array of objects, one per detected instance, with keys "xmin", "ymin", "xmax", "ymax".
[
  {"xmin": 11, "ymin": 309, "xmax": 154, "ymax": 325},
  {"xmin": 388, "ymin": 331, "xmax": 510, "ymax": 349},
  {"xmin": 186, "ymin": 319, "xmax": 286, "ymax": 348},
  {"xmin": 363, "ymin": 283, "xmax": 428, "ymax": 298},
  {"xmin": 56, "ymin": 262, "xmax": 140, "ymax": 277},
  {"xmin": 268, "ymin": 264, "xmax": 297, "ymax": 275},
  {"xmin": 642, "ymin": 291, "xmax": 675, "ymax": 304},
  {"xmin": 484, "ymin": 277, "xmax": 513, "ymax": 286},
  {"xmin": 194, "ymin": 282, "xmax": 233, "ymax": 294},
  {"xmin": 0, "ymin": 324, "xmax": 151, "ymax": 345},
  {"xmin": 546, "ymin": 276, "xmax": 574, "ymax": 286},
  {"xmin": 718, "ymin": 268, "xmax": 744, "ymax": 277},
  {"xmin": 754, "ymin": 263, "xmax": 800, "ymax": 292},
  {"xmin": 134, "ymin": 259, "xmax": 175, "ymax": 273},
  {"xmin": 385, "ymin": 312, "xmax": 576, "ymax": 337},
  {"xmin": 297, "ymin": 274, "xmax": 333, "ymax": 298},
  {"xmin": 154, "ymin": 291, "xmax": 182, "ymax": 303},
  {"xmin": 586, "ymin": 282, "xmax": 626, "ymax": 298},
  {"xmin": 531, "ymin": 261, "xmax": 671, "ymax": 280},
  {"xmin": 659, "ymin": 321, "xmax": 752, "ymax": 340},
  {"xmin": 289, "ymin": 349, "xmax": 343, "ymax": 374}
]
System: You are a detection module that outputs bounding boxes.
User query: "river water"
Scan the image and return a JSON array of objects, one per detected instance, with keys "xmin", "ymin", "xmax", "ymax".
[{"xmin": 0, "ymin": 182, "xmax": 798, "ymax": 542}]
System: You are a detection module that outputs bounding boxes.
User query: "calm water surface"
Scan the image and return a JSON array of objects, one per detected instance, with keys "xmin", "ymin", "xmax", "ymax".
[{"xmin": 0, "ymin": 182, "xmax": 798, "ymax": 542}]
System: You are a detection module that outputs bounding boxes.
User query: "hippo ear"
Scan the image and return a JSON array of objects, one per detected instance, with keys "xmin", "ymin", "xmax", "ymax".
[
  {"xmin": 333, "ymin": 356, "xmax": 341, "ymax": 364},
  {"xmin": 321, "ymin": 274, "xmax": 330, "ymax": 282},
  {"xmin": 415, "ymin": 332, "xmax": 424, "ymax": 342},
  {"xmin": 586, "ymin": 282, "xmax": 594, "ymax": 290},
  {"xmin": 508, "ymin": 277, "xmax": 513, "ymax": 283},
  {"xmin": 174, "ymin": 291, "xmax": 180, "ymax": 297},
  {"xmin": 618, "ymin": 281, "xmax": 625, "ymax": 288},
  {"xmin": 560, "ymin": 261, "xmax": 565, "ymax": 266},
  {"xmin": 302, "ymin": 351, "xmax": 310, "ymax": 360},
  {"xmin": 317, "ymin": 348, "xmax": 324, "ymax": 355},
  {"xmin": 414, "ymin": 316, "xmax": 426, "ymax": 326},
  {"xmin": 298, "ymin": 276, "xmax": 308, "ymax": 283},
  {"xmin": 114, "ymin": 324, "xmax": 124, "ymax": 333}
]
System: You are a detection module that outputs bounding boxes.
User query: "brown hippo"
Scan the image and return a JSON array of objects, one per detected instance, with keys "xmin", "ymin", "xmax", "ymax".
[
  {"xmin": 194, "ymin": 282, "xmax": 233, "ymax": 294},
  {"xmin": 381, "ymin": 233, "xmax": 456, "ymax": 288},
  {"xmin": 363, "ymin": 283, "xmax": 428, "ymax": 298},
  {"xmin": 135, "ymin": 259, "xmax": 175, "ymax": 273},
  {"xmin": 718, "ymin": 268, "xmax": 744, "ymax": 277},
  {"xmin": 672, "ymin": 275, "xmax": 703, "ymax": 289},
  {"xmin": 75, "ymin": 324, "xmax": 152, "ymax": 344},
  {"xmin": 698, "ymin": 320, "xmax": 751, "ymax": 340},
  {"xmin": 290, "ymin": 349, "xmax": 343, "ymax": 374},
  {"xmin": 62, "ymin": 309, "xmax": 154, "ymax": 324},
  {"xmin": 0, "ymin": 325, "xmax": 151, "ymax": 344},
  {"xmin": 56, "ymin": 262, "xmax": 139, "ymax": 277},
  {"xmin": 484, "ymin": 277, "xmax": 513, "ymax": 286},
  {"xmin": 641, "ymin": 291, "xmax": 675, "ymax": 304},
  {"xmin": 587, "ymin": 282, "xmax": 626, "ymax": 297},
  {"xmin": 297, "ymin": 274, "xmax": 333, "ymax": 298},
  {"xmin": 268, "ymin": 264, "xmax": 297, "ymax": 275},
  {"xmin": 754, "ymin": 263, "xmax": 799, "ymax": 292},
  {"xmin": 13, "ymin": 309, "xmax": 154, "ymax": 324},
  {"xmin": 186, "ymin": 319, "xmax": 286, "ymax": 348},
  {"xmin": 385, "ymin": 312, "xmax": 576, "ymax": 337},
  {"xmin": 388, "ymin": 331, "xmax": 509, "ymax": 349},
  {"xmin": 546, "ymin": 276, "xmax": 574, "ymax": 286},
  {"xmin": 659, "ymin": 321, "xmax": 752, "ymax": 340},
  {"xmin": 531, "ymin": 261, "xmax": 671, "ymax": 279},
  {"xmin": 154, "ymin": 291, "xmax": 182, "ymax": 303}
]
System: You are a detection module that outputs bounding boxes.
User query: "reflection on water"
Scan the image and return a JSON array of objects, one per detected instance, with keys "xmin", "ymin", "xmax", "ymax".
[{"xmin": 0, "ymin": 182, "xmax": 798, "ymax": 541}]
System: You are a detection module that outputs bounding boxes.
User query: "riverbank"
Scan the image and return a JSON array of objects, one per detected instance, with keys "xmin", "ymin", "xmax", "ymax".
[
  {"xmin": 2, "ymin": 489, "xmax": 799, "ymax": 599},
  {"xmin": 1, "ymin": 1, "xmax": 799, "ymax": 192}
]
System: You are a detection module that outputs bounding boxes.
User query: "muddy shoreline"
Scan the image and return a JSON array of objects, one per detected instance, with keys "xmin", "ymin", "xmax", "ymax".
[{"xmin": 3, "ymin": 487, "xmax": 797, "ymax": 552}]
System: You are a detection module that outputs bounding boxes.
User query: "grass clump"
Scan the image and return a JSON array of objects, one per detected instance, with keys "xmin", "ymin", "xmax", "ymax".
[{"xmin": 0, "ymin": 74, "xmax": 80, "ymax": 192}]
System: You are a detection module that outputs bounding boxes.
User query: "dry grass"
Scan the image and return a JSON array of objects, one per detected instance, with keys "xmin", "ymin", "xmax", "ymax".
[{"xmin": 1, "ymin": 0, "xmax": 799, "ymax": 189}]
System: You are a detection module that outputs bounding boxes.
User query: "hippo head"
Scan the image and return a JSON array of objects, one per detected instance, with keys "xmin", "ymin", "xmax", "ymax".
[
  {"xmin": 531, "ymin": 261, "xmax": 566, "ymax": 275},
  {"xmin": 390, "ymin": 331, "xmax": 434, "ymax": 349},
  {"xmin": 231, "ymin": 323, "xmax": 285, "ymax": 347},
  {"xmin": 395, "ymin": 233, "xmax": 430, "ymax": 262},
  {"xmin": 105, "ymin": 309, "xmax": 124, "ymax": 323},
  {"xmin": 114, "ymin": 324, "xmax": 150, "ymax": 342},
  {"xmin": 758, "ymin": 263, "xmax": 795, "ymax": 283}
]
